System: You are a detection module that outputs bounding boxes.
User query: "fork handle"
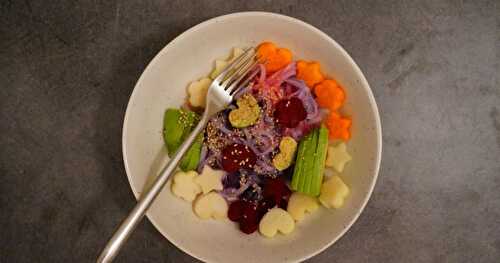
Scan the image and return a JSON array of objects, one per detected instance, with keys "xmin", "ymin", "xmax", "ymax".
[{"xmin": 97, "ymin": 117, "xmax": 207, "ymax": 263}]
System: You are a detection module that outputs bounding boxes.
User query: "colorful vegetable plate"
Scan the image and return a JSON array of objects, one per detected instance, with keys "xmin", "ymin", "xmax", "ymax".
[{"xmin": 122, "ymin": 12, "xmax": 381, "ymax": 263}]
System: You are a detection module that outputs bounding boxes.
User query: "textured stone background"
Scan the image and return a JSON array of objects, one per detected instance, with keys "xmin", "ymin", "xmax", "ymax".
[{"xmin": 1, "ymin": 0, "xmax": 499, "ymax": 262}]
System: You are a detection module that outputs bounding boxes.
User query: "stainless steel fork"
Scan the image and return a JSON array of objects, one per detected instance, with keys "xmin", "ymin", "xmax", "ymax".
[{"xmin": 97, "ymin": 48, "xmax": 259, "ymax": 262}]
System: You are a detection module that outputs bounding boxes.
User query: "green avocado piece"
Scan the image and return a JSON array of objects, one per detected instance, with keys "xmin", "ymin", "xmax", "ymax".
[
  {"xmin": 163, "ymin": 108, "xmax": 202, "ymax": 171},
  {"xmin": 179, "ymin": 133, "xmax": 203, "ymax": 171},
  {"xmin": 311, "ymin": 126, "xmax": 329, "ymax": 196},
  {"xmin": 163, "ymin": 109, "xmax": 184, "ymax": 154},
  {"xmin": 180, "ymin": 110, "xmax": 199, "ymax": 138}
]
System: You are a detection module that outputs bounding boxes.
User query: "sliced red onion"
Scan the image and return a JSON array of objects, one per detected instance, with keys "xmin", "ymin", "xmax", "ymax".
[
  {"xmin": 246, "ymin": 172, "xmax": 262, "ymax": 185},
  {"xmin": 220, "ymin": 182, "xmax": 250, "ymax": 202},
  {"xmin": 285, "ymin": 78, "xmax": 308, "ymax": 91},
  {"xmin": 258, "ymin": 64, "xmax": 266, "ymax": 85},
  {"xmin": 243, "ymin": 138, "xmax": 261, "ymax": 156},
  {"xmin": 255, "ymin": 132, "xmax": 275, "ymax": 153},
  {"xmin": 219, "ymin": 170, "xmax": 263, "ymax": 201},
  {"xmin": 297, "ymin": 89, "xmax": 319, "ymax": 118},
  {"xmin": 211, "ymin": 114, "xmax": 234, "ymax": 136},
  {"xmin": 233, "ymin": 67, "xmax": 260, "ymax": 100},
  {"xmin": 255, "ymin": 159, "xmax": 278, "ymax": 175},
  {"xmin": 266, "ymin": 62, "xmax": 297, "ymax": 87},
  {"xmin": 242, "ymin": 133, "xmax": 271, "ymax": 156},
  {"xmin": 233, "ymin": 86, "xmax": 248, "ymax": 100}
]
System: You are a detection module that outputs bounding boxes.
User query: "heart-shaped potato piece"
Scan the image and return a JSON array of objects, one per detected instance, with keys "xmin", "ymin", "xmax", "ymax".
[
  {"xmin": 193, "ymin": 192, "xmax": 228, "ymax": 220},
  {"xmin": 259, "ymin": 208, "xmax": 295, "ymax": 238},
  {"xmin": 287, "ymin": 192, "xmax": 319, "ymax": 221}
]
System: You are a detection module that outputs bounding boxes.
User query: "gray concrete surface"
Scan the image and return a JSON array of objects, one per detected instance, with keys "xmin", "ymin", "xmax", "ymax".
[{"xmin": 1, "ymin": 0, "xmax": 499, "ymax": 262}]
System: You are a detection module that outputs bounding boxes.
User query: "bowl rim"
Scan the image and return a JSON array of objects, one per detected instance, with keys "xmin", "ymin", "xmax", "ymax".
[{"xmin": 122, "ymin": 11, "xmax": 382, "ymax": 263}]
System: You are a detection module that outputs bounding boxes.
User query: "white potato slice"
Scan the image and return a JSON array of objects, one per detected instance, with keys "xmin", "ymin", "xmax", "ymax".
[
  {"xmin": 325, "ymin": 142, "xmax": 352, "ymax": 173},
  {"xmin": 287, "ymin": 192, "xmax": 319, "ymax": 221},
  {"xmin": 319, "ymin": 176, "xmax": 350, "ymax": 209},
  {"xmin": 193, "ymin": 192, "xmax": 228, "ymax": 220},
  {"xmin": 194, "ymin": 165, "xmax": 224, "ymax": 194},
  {"xmin": 209, "ymin": 47, "xmax": 244, "ymax": 79},
  {"xmin": 171, "ymin": 170, "xmax": 202, "ymax": 202},
  {"xmin": 259, "ymin": 208, "xmax": 295, "ymax": 238},
  {"xmin": 187, "ymin": 77, "xmax": 211, "ymax": 108}
]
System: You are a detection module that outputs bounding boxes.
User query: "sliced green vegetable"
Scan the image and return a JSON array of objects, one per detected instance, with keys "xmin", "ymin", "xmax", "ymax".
[
  {"xmin": 163, "ymin": 109, "xmax": 184, "ymax": 153},
  {"xmin": 291, "ymin": 133, "xmax": 307, "ymax": 190},
  {"xmin": 163, "ymin": 108, "xmax": 202, "ymax": 171},
  {"xmin": 296, "ymin": 133, "xmax": 310, "ymax": 193},
  {"xmin": 311, "ymin": 126, "xmax": 328, "ymax": 196},
  {"xmin": 301, "ymin": 128, "xmax": 318, "ymax": 194},
  {"xmin": 179, "ymin": 133, "xmax": 203, "ymax": 171},
  {"xmin": 292, "ymin": 130, "xmax": 313, "ymax": 191},
  {"xmin": 291, "ymin": 126, "xmax": 329, "ymax": 196}
]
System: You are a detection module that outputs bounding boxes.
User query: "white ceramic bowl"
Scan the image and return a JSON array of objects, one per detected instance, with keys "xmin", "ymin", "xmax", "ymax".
[{"xmin": 122, "ymin": 12, "xmax": 381, "ymax": 263}]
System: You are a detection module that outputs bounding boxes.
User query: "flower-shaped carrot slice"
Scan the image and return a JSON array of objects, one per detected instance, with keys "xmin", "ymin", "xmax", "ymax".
[
  {"xmin": 296, "ymin": 60, "xmax": 324, "ymax": 88},
  {"xmin": 257, "ymin": 42, "xmax": 293, "ymax": 74},
  {"xmin": 326, "ymin": 112, "xmax": 351, "ymax": 141},
  {"xmin": 314, "ymin": 79, "xmax": 346, "ymax": 111}
]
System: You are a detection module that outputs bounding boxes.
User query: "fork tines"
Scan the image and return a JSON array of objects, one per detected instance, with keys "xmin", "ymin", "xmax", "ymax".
[{"xmin": 215, "ymin": 48, "xmax": 259, "ymax": 96}]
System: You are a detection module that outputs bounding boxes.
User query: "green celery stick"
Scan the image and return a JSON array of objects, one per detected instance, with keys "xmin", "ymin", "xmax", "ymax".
[
  {"xmin": 297, "ymin": 133, "xmax": 312, "ymax": 192},
  {"xmin": 291, "ymin": 132, "xmax": 309, "ymax": 190},
  {"xmin": 311, "ymin": 126, "xmax": 329, "ymax": 196},
  {"xmin": 301, "ymin": 128, "xmax": 319, "ymax": 194}
]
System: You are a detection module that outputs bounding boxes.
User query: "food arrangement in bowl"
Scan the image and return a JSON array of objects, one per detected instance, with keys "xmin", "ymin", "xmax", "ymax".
[
  {"xmin": 165, "ymin": 42, "xmax": 354, "ymax": 238},
  {"xmin": 121, "ymin": 12, "xmax": 382, "ymax": 262}
]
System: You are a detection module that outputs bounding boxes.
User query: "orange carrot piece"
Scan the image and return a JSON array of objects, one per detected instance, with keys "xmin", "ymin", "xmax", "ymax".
[
  {"xmin": 257, "ymin": 42, "xmax": 292, "ymax": 74},
  {"xmin": 296, "ymin": 60, "xmax": 324, "ymax": 88},
  {"xmin": 314, "ymin": 79, "xmax": 346, "ymax": 111},
  {"xmin": 326, "ymin": 112, "xmax": 351, "ymax": 141}
]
